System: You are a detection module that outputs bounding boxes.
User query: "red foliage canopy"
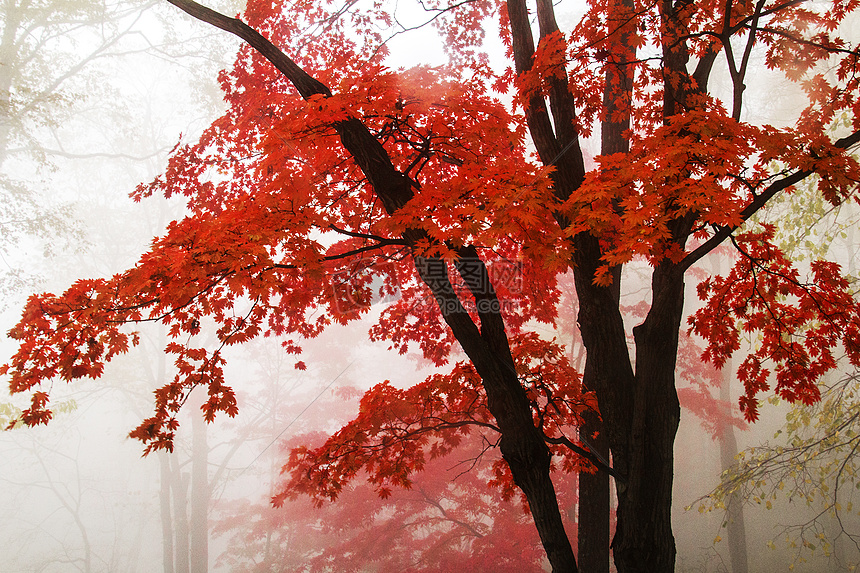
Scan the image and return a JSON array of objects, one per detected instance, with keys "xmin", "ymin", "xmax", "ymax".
[{"xmin": 4, "ymin": 0, "xmax": 860, "ymax": 569}]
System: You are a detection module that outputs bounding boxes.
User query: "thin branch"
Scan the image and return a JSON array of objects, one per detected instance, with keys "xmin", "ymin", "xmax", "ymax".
[
  {"xmin": 326, "ymin": 223, "xmax": 405, "ymax": 245},
  {"xmin": 164, "ymin": 0, "xmax": 329, "ymax": 97},
  {"xmin": 757, "ymin": 25, "xmax": 860, "ymax": 57},
  {"xmin": 270, "ymin": 241, "xmax": 405, "ymax": 269},
  {"xmin": 544, "ymin": 433, "xmax": 625, "ymax": 483},
  {"xmin": 678, "ymin": 129, "xmax": 860, "ymax": 271},
  {"xmin": 10, "ymin": 146, "xmax": 170, "ymax": 161}
]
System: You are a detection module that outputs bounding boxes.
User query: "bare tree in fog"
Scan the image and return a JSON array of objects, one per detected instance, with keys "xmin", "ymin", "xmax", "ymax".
[{"xmin": 0, "ymin": 0, "xmax": 158, "ymax": 293}]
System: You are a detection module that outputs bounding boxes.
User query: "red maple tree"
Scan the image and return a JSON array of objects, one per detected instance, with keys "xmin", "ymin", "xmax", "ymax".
[{"xmin": 4, "ymin": 0, "xmax": 860, "ymax": 571}]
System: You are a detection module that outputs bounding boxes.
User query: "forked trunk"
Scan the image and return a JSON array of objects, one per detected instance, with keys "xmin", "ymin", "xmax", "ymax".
[
  {"xmin": 575, "ymin": 254, "xmax": 684, "ymax": 573},
  {"xmin": 612, "ymin": 266, "xmax": 684, "ymax": 572}
]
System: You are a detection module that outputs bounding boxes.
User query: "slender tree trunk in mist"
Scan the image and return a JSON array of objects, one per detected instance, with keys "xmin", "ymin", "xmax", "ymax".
[
  {"xmin": 0, "ymin": 4, "xmax": 21, "ymax": 170},
  {"xmin": 719, "ymin": 368, "xmax": 748, "ymax": 573},
  {"xmin": 159, "ymin": 453, "xmax": 176, "ymax": 573},
  {"xmin": 158, "ymin": 395, "xmax": 209, "ymax": 573},
  {"xmin": 171, "ymin": 456, "xmax": 191, "ymax": 573},
  {"xmin": 190, "ymin": 403, "xmax": 210, "ymax": 573}
]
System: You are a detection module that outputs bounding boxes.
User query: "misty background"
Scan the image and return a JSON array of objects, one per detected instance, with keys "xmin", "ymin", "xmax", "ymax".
[{"xmin": 1, "ymin": 0, "xmax": 859, "ymax": 571}]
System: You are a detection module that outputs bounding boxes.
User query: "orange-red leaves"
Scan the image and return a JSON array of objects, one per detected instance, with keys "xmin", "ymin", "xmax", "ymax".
[
  {"xmin": 277, "ymin": 334, "xmax": 590, "ymax": 504},
  {"xmin": 280, "ymin": 366, "xmax": 489, "ymax": 504},
  {"xmin": 690, "ymin": 226, "xmax": 860, "ymax": 422},
  {"xmin": 18, "ymin": 391, "xmax": 52, "ymax": 427},
  {"xmin": 514, "ymin": 31, "xmax": 569, "ymax": 105},
  {"xmin": 564, "ymin": 109, "xmax": 768, "ymax": 274},
  {"xmin": 249, "ymin": 425, "xmax": 558, "ymax": 572},
  {"xmin": 4, "ymin": 0, "xmax": 860, "ymax": 520},
  {"xmin": 3, "ymin": 284, "xmax": 134, "ymax": 404}
]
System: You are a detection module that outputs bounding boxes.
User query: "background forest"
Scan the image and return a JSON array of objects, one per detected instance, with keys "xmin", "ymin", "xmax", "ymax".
[{"xmin": 1, "ymin": 0, "xmax": 860, "ymax": 572}]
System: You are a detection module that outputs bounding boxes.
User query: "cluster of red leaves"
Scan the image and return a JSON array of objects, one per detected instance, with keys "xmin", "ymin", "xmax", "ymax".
[
  {"xmin": 2, "ymin": 13, "xmax": 561, "ymax": 447},
  {"xmin": 2, "ymin": 280, "xmax": 138, "ymax": 426},
  {"xmin": 690, "ymin": 225, "xmax": 860, "ymax": 422},
  {"xmin": 567, "ymin": 111, "xmax": 769, "ymax": 280},
  {"xmin": 3, "ymin": 0, "xmax": 860, "ymax": 522},
  {"xmin": 278, "ymin": 333, "xmax": 594, "ymax": 507}
]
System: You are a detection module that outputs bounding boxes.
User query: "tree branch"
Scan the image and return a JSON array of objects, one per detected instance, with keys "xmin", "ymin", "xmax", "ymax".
[
  {"xmin": 271, "ymin": 241, "xmax": 405, "ymax": 269},
  {"xmin": 164, "ymin": 0, "xmax": 330, "ymax": 98},
  {"xmin": 163, "ymin": 0, "xmax": 416, "ymax": 215},
  {"xmin": 327, "ymin": 223, "xmax": 405, "ymax": 245},
  {"xmin": 544, "ymin": 433, "xmax": 625, "ymax": 483},
  {"xmin": 678, "ymin": 129, "xmax": 860, "ymax": 271}
]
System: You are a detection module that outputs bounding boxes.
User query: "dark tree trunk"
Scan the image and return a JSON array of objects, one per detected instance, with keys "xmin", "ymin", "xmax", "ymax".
[
  {"xmin": 610, "ymin": 266, "xmax": 684, "ymax": 572},
  {"xmin": 571, "ymin": 244, "xmax": 686, "ymax": 573},
  {"xmin": 415, "ymin": 254, "xmax": 579, "ymax": 572},
  {"xmin": 577, "ymin": 409, "xmax": 610, "ymax": 573},
  {"xmin": 576, "ymin": 3, "xmax": 634, "ymax": 566}
]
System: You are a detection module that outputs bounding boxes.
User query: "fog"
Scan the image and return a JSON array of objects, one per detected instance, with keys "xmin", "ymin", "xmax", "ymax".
[{"xmin": 1, "ymin": 0, "xmax": 860, "ymax": 571}]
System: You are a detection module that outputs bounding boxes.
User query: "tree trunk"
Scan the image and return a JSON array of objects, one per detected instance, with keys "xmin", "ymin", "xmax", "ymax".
[
  {"xmin": 575, "ymin": 258, "xmax": 683, "ymax": 573},
  {"xmin": 611, "ymin": 266, "xmax": 683, "ymax": 573},
  {"xmin": 576, "ymin": 2, "xmax": 634, "ymax": 565},
  {"xmin": 415, "ymin": 254, "xmax": 579, "ymax": 572},
  {"xmin": 159, "ymin": 452, "xmax": 176, "ymax": 573},
  {"xmin": 719, "ymin": 367, "xmax": 748, "ymax": 573},
  {"xmin": 0, "ymin": 1, "xmax": 21, "ymax": 169},
  {"xmin": 577, "ymin": 409, "xmax": 610, "ymax": 573},
  {"xmin": 190, "ymin": 395, "xmax": 209, "ymax": 573},
  {"xmin": 171, "ymin": 456, "xmax": 191, "ymax": 573}
]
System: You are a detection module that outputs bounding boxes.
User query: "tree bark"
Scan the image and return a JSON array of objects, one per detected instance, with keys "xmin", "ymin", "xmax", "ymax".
[
  {"xmin": 415, "ymin": 254, "xmax": 579, "ymax": 572},
  {"xmin": 610, "ymin": 266, "xmax": 684, "ymax": 572},
  {"xmin": 503, "ymin": 0, "xmax": 685, "ymax": 568},
  {"xmin": 577, "ymin": 409, "xmax": 610, "ymax": 573},
  {"xmin": 577, "ymin": 2, "xmax": 635, "ymax": 565}
]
